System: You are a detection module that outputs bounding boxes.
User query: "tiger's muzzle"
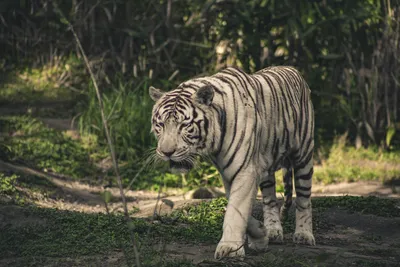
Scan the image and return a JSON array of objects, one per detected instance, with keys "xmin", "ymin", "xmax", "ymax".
[{"xmin": 156, "ymin": 148, "xmax": 194, "ymax": 173}]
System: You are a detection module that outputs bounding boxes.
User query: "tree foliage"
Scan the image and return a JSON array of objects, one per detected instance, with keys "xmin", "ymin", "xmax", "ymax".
[{"xmin": 0, "ymin": 0, "xmax": 399, "ymax": 148}]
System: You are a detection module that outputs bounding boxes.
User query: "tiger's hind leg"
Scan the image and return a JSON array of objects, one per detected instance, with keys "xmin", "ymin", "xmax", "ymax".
[
  {"xmin": 260, "ymin": 171, "xmax": 283, "ymax": 243},
  {"xmin": 293, "ymin": 153, "xmax": 315, "ymax": 245}
]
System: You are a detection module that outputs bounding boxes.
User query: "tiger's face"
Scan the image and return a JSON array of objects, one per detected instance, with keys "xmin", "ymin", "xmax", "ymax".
[{"xmin": 149, "ymin": 85, "xmax": 214, "ymax": 173}]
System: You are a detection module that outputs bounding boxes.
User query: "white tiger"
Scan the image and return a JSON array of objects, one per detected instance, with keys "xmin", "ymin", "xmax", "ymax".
[{"xmin": 149, "ymin": 66, "xmax": 315, "ymax": 258}]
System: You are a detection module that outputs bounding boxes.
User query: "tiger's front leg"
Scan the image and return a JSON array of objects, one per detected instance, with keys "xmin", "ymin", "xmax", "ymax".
[{"xmin": 215, "ymin": 169, "xmax": 258, "ymax": 259}]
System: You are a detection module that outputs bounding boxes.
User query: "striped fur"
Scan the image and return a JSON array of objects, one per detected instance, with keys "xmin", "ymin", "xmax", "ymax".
[{"xmin": 149, "ymin": 66, "xmax": 315, "ymax": 259}]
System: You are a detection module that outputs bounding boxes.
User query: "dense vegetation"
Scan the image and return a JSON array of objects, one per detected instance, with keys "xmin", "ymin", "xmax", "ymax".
[{"xmin": 0, "ymin": 0, "xmax": 399, "ymax": 187}]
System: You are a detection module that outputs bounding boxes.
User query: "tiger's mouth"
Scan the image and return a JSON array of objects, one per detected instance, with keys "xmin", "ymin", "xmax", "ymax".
[{"xmin": 169, "ymin": 160, "xmax": 193, "ymax": 174}]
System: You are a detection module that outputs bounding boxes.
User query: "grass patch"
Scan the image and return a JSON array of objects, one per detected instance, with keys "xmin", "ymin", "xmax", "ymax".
[
  {"xmin": 312, "ymin": 195, "xmax": 400, "ymax": 217},
  {"xmin": 77, "ymin": 78, "xmax": 156, "ymax": 163},
  {"xmin": 0, "ymin": 202, "xmax": 222, "ymax": 266},
  {"xmin": 0, "ymin": 199, "xmax": 227, "ymax": 259},
  {"xmin": 314, "ymin": 135, "xmax": 400, "ymax": 184},
  {"xmin": 1, "ymin": 196, "xmax": 399, "ymax": 266},
  {"xmin": 0, "ymin": 173, "xmax": 18, "ymax": 195},
  {"xmin": 0, "ymin": 116, "xmax": 100, "ymax": 179},
  {"xmin": 0, "ymin": 206, "xmax": 130, "ymax": 259},
  {"xmin": 170, "ymin": 198, "xmax": 226, "ymax": 242},
  {"xmin": 0, "ymin": 56, "xmax": 84, "ymax": 104},
  {"xmin": 0, "ymin": 113, "xmax": 220, "ymax": 192},
  {"xmin": 76, "ymin": 77, "xmax": 224, "ymax": 191}
]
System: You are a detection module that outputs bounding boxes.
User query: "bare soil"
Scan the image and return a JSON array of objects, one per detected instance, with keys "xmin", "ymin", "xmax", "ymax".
[
  {"xmin": 1, "ymin": 165, "xmax": 400, "ymax": 266},
  {"xmin": 1, "ymin": 196, "xmax": 400, "ymax": 267}
]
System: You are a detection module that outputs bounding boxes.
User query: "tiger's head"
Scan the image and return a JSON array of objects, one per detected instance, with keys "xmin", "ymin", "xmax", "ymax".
[{"xmin": 149, "ymin": 85, "xmax": 215, "ymax": 173}]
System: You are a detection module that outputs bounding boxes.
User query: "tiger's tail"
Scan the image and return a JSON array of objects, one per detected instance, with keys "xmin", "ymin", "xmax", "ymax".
[{"xmin": 280, "ymin": 162, "xmax": 293, "ymax": 221}]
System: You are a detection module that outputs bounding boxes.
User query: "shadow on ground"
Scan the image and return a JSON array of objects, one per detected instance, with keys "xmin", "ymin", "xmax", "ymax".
[{"xmin": 1, "ymin": 194, "xmax": 400, "ymax": 267}]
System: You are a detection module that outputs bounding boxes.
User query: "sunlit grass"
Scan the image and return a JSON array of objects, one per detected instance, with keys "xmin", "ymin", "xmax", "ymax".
[
  {"xmin": 314, "ymin": 135, "xmax": 400, "ymax": 184},
  {"xmin": 0, "ymin": 56, "xmax": 83, "ymax": 103},
  {"xmin": 0, "ymin": 116, "xmax": 100, "ymax": 179}
]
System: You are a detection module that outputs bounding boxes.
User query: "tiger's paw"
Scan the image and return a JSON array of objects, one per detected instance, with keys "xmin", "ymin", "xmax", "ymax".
[
  {"xmin": 266, "ymin": 226, "xmax": 284, "ymax": 243},
  {"xmin": 214, "ymin": 241, "xmax": 245, "ymax": 259},
  {"xmin": 248, "ymin": 235, "xmax": 269, "ymax": 252},
  {"xmin": 293, "ymin": 231, "xmax": 316, "ymax": 246}
]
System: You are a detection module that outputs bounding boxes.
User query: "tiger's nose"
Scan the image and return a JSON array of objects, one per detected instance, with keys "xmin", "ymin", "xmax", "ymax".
[{"xmin": 162, "ymin": 150, "xmax": 175, "ymax": 157}]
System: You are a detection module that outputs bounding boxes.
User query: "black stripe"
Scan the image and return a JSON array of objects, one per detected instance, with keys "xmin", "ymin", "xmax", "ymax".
[
  {"xmin": 223, "ymin": 130, "xmax": 246, "ymax": 170},
  {"xmin": 218, "ymin": 76, "xmax": 239, "ymax": 157},
  {"xmin": 216, "ymin": 105, "xmax": 227, "ymax": 155},
  {"xmin": 295, "ymin": 185, "xmax": 311, "ymax": 191},
  {"xmin": 254, "ymin": 76, "xmax": 267, "ymax": 116},
  {"xmin": 295, "ymin": 168, "xmax": 314, "ymax": 180},
  {"xmin": 259, "ymin": 180, "xmax": 275, "ymax": 189},
  {"xmin": 295, "ymin": 150, "xmax": 313, "ymax": 169},
  {"xmin": 296, "ymin": 204, "xmax": 307, "ymax": 211},
  {"xmin": 203, "ymin": 116, "xmax": 209, "ymax": 142},
  {"xmin": 296, "ymin": 191, "xmax": 311, "ymax": 198},
  {"xmin": 229, "ymin": 145, "xmax": 252, "ymax": 183}
]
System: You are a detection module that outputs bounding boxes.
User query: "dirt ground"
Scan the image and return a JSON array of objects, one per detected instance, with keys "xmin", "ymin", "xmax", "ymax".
[
  {"xmin": 1, "ymin": 200, "xmax": 400, "ymax": 266},
  {"xmin": 152, "ymin": 205, "xmax": 400, "ymax": 266},
  {"xmin": 1, "ymin": 167, "xmax": 400, "ymax": 266}
]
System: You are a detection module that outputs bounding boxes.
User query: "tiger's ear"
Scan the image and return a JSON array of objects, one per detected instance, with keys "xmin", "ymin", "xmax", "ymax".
[
  {"xmin": 193, "ymin": 85, "xmax": 214, "ymax": 106},
  {"xmin": 149, "ymin": 86, "xmax": 164, "ymax": 101}
]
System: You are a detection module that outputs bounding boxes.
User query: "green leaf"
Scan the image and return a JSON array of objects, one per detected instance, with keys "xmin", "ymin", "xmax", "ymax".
[
  {"xmin": 60, "ymin": 17, "xmax": 69, "ymax": 25},
  {"xmin": 386, "ymin": 126, "xmax": 396, "ymax": 147},
  {"xmin": 102, "ymin": 190, "xmax": 112, "ymax": 203}
]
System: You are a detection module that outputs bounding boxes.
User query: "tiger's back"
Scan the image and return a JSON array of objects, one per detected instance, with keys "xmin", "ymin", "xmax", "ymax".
[{"xmin": 204, "ymin": 66, "xmax": 314, "ymax": 176}]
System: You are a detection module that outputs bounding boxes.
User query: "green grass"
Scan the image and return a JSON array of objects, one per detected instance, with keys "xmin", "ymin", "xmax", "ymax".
[
  {"xmin": 0, "ymin": 56, "xmax": 83, "ymax": 104},
  {"xmin": 0, "ymin": 173, "xmax": 18, "ymax": 195},
  {"xmin": 76, "ymin": 77, "xmax": 225, "ymax": 190},
  {"xmin": 2, "ymin": 63, "xmax": 400, "ymax": 193},
  {"xmin": 0, "ymin": 201, "xmax": 224, "ymax": 266},
  {"xmin": 312, "ymin": 195, "xmax": 400, "ymax": 217},
  {"xmin": 314, "ymin": 136, "xmax": 400, "ymax": 184},
  {"xmin": 0, "ymin": 113, "xmax": 220, "ymax": 191},
  {"xmin": 77, "ymin": 78, "xmax": 157, "ymax": 163},
  {"xmin": 0, "ymin": 198, "xmax": 226, "ymax": 259},
  {"xmin": 0, "ymin": 116, "xmax": 100, "ymax": 179},
  {"xmin": 2, "ymin": 113, "xmax": 400, "ymax": 193},
  {"xmin": 4, "ymin": 62, "xmax": 399, "ymax": 191},
  {"xmin": 1, "ymin": 196, "xmax": 399, "ymax": 266}
]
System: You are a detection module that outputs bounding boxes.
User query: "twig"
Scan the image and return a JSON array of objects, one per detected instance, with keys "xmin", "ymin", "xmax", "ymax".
[
  {"xmin": 153, "ymin": 181, "xmax": 163, "ymax": 219},
  {"xmin": 53, "ymin": 4, "xmax": 141, "ymax": 266}
]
